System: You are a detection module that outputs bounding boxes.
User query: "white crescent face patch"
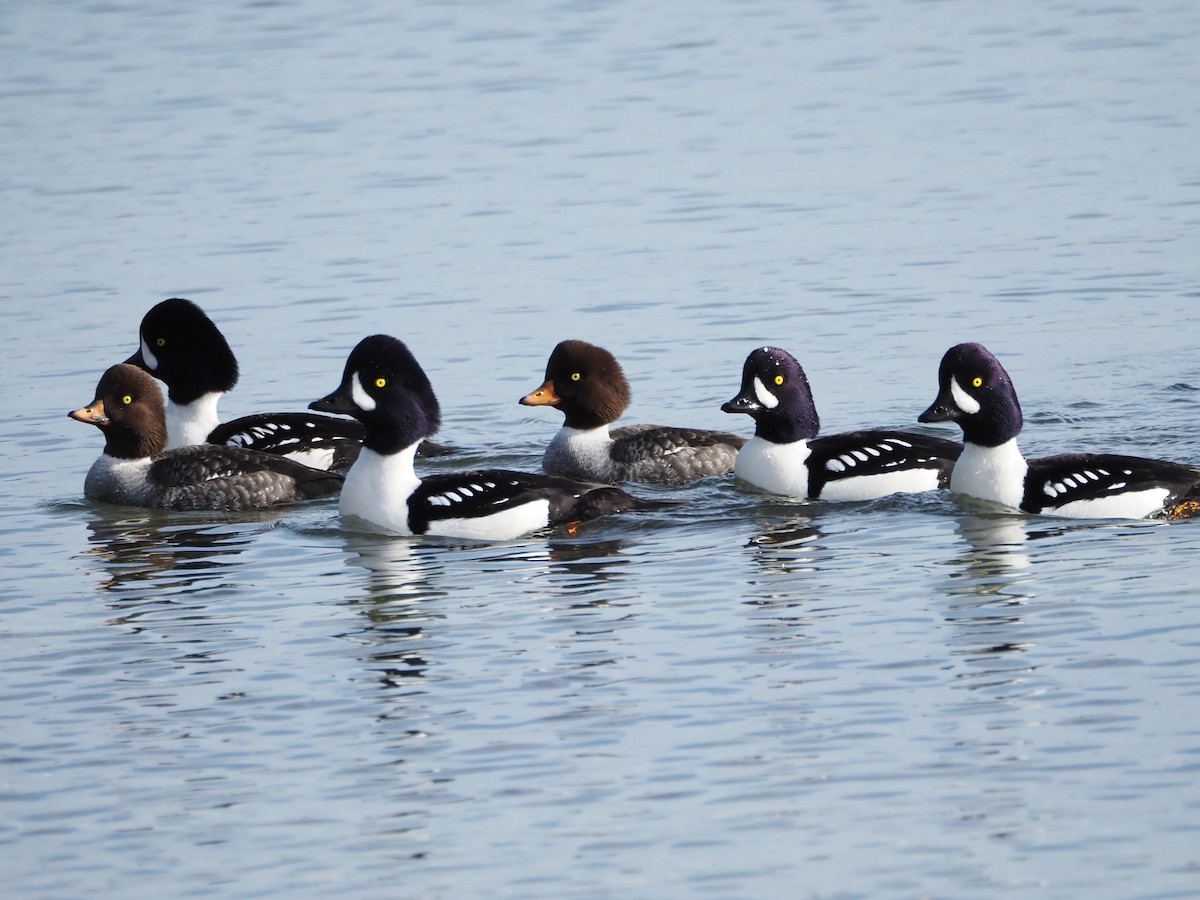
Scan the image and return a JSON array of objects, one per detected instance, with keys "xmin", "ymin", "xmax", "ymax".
[
  {"xmin": 140, "ymin": 337, "xmax": 159, "ymax": 371},
  {"xmin": 752, "ymin": 376, "xmax": 779, "ymax": 409},
  {"xmin": 949, "ymin": 376, "xmax": 981, "ymax": 415},
  {"xmin": 350, "ymin": 371, "xmax": 377, "ymax": 412}
]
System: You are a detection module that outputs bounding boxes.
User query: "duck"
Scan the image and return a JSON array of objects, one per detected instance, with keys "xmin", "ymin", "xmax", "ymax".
[
  {"xmin": 519, "ymin": 339, "xmax": 744, "ymax": 485},
  {"xmin": 124, "ymin": 297, "xmax": 453, "ymax": 469},
  {"xmin": 722, "ymin": 346, "xmax": 961, "ymax": 500},
  {"xmin": 310, "ymin": 335, "xmax": 674, "ymax": 540},
  {"xmin": 918, "ymin": 342, "xmax": 1200, "ymax": 519},
  {"xmin": 69, "ymin": 363, "xmax": 343, "ymax": 510}
]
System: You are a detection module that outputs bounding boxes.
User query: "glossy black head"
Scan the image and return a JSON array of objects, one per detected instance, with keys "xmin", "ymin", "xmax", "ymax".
[
  {"xmin": 519, "ymin": 339, "xmax": 631, "ymax": 430},
  {"xmin": 918, "ymin": 342, "xmax": 1023, "ymax": 446},
  {"xmin": 69, "ymin": 363, "xmax": 167, "ymax": 459},
  {"xmin": 721, "ymin": 347, "xmax": 819, "ymax": 443},
  {"xmin": 125, "ymin": 298, "xmax": 239, "ymax": 403},
  {"xmin": 310, "ymin": 334, "xmax": 441, "ymax": 455}
]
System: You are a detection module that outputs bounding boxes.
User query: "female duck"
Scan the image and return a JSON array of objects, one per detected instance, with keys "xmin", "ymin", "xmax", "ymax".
[
  {"xmin": 311, "ymin": 335, "xmax": 670, "ymax": 540},
  {"xmin": 70, "ymin": 364, "xmax": 342, "ymax": 510},
  {"xmin": 723, "ymin": 346, "xmax": 961, "ymax": 500},
  {"xmin": 919, "ymin": 342, "xmax": 1200, "ymax": 518},
  {"xmin": 520, "ymin": 339, "xmax": 744, "ymax": 485}
]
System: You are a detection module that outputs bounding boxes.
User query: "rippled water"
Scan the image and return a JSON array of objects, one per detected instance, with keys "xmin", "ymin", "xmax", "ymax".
[{"xmin": 4, "ymin": 0, "xmax": 1200, "ymax": 896}]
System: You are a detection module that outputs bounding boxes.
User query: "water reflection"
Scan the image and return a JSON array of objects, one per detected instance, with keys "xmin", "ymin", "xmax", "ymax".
[
  {"xmin": 79, "ymin": 510, "xmax": 274, "ymax": 677},
  {"xmin": 337, "ymin": 533, "xmax": 448, "ymax": 686},
  {"xmin": 337, "ymin": 530, "xmax": 639, "ymax": 692},
  {"xmin": 82, "ymin": 507, "xmax": 269, "ymax": 595},
  {"xmin": 948, "ymin": 512, "xmax": 1032, "ymax": 587},
  {"xmin": 941, "ymin": 512, "xmax": 1038, "ymax": 693},
  {"xmin": 533, "ymin": 535, "xmax": 634, "ymax": 606},
  {"xmin": 470, "ymin": 531, "xmax": 635, "ymax": 603},
  {"xmin": 746, "ymin": 516, "xmax": 823, "ymax": 578},
  {"xmin": 739, "ymin": 516, "xmax": 827, "ymax": 658}
]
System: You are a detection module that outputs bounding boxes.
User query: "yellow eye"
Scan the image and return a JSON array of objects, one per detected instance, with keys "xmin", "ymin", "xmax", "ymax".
[
  {"xmin": 121, "ymin": 394, "xmax": 133, "ymax": 405},
  {"xmin": 570, "ymin": 372, "xmax": 581, "ymax": 382},
  {"xmin": 774, "ymin": 374, "xmax": 784, "ymax": 386},
  {"xmin": 374, "ymin": 377, "xmax": 387, "ymax": 388},
  {"xmin": 155, "ymin": 337, "xmax": 166, "ymax": 347},
  {"xmin": 971, "ymin": 376, "xmax": 983, "ymax": 388}
]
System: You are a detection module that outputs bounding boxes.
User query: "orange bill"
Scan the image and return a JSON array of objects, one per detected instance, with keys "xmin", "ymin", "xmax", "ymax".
[
  {"xmin": 519, "ymin": 379, "xmax": 560, "ymax": 407},
  {"xmin": 69, "ymin": 397, "xmax": 108, "ymax": 426}
]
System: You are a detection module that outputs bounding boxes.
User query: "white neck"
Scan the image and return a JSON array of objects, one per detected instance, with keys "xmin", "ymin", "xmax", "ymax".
[
  {"xmin": 734, "ymin": 436, "xmax": 811, "ymax": 498},
  {"xmin": 165, "ymin": 392, "xmax": 222, "ymax": 449},
  {"xmin": 544, "ymin": 424, "xmax": 613, "ymax": 479},
  {"xmin": 84, "ymin": 454, "xmax": 153, "ymax": 505},
  {"xmin": 340, "ymin": 443, "xmax": 422, "ymax": 534},
  {"xmin": 556, "ymin": 423, "xmax": 612, "ymax": 444},
  {"xmin": 950, "ymin": 438, "xmax": 1028, "ymax": 510}
]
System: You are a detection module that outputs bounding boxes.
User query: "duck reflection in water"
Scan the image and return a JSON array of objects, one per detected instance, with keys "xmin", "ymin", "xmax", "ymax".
[
  {"xmin": 338, "ymin": 528, "xmax": 633, "ymax": 690},
  {"xmin": 950, "ymin": 511, "xmax": 1033, "ymax": 585},
  {"xmin": 747, "ymin": 515, "xmax": 824, "ymax": 579},
  {"xmin": 477, "ymin": 530, "xmax": 634, "ymax": 609},
  {"xmin": 338, "ymin": 533, "xmax": 447, "ymax": 685},
  {"xmin": 82, "ymin": 507, "xmax": 268, "ymax": 594},
  {"xmin": 942, "ymin": 512, "xmax": 1039, "ymax": 687}
]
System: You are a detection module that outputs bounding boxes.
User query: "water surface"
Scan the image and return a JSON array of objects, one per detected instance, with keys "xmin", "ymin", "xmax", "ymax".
[{"xmin": 3, "ymin": 0, "xmax": 1200, "ymax": 896}]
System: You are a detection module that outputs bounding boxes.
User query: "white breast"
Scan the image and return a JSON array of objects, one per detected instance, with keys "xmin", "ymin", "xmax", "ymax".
[
  {"xmin": 84, "ymin": 454, "xmax": 154, "ymax": 504},
  {"xmin": 544, "ymin": 425, "xmax": 614, "ymax": 480},
  {"xmin": 339, "ymin": 444, "xmax": 421, "ymax": 534},
  {"xmin": 733, "ymin": 437, "xmax": 811, "ymax": 498},
  {"xmin": 950, "ymin": 439, "xmax": 1028, "ymax": 510},
  {"xmin": 165, "ymin": 393, "xmax": 222, "ymax": 449}
]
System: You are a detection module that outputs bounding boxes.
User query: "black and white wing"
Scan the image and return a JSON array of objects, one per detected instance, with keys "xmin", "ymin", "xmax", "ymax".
[
  {"xmin": 1024, "ymin": 452, "xmax": 1200, "ymax": 516},
  {"xmin": 808, "ymin": 430, "xmax": 962, "ymax": 497},
  {"xmin": 209, "ymin": 412, "xmax": 364, "ymax": 472},
  {"xmin": 408, "ymin": 469, "xmax": 664, "ymax": 536}
]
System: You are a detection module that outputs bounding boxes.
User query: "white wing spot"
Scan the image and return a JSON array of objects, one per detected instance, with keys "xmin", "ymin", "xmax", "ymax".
[{"xmin": 827, "ymin": 459, "xmax": 846, "ymax": 473}]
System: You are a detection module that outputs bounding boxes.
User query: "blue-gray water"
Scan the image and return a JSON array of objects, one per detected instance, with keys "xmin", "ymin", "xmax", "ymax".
[{"xmin": 4, "ymin": 0, "xmax": 1200, "ymax": 896}]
